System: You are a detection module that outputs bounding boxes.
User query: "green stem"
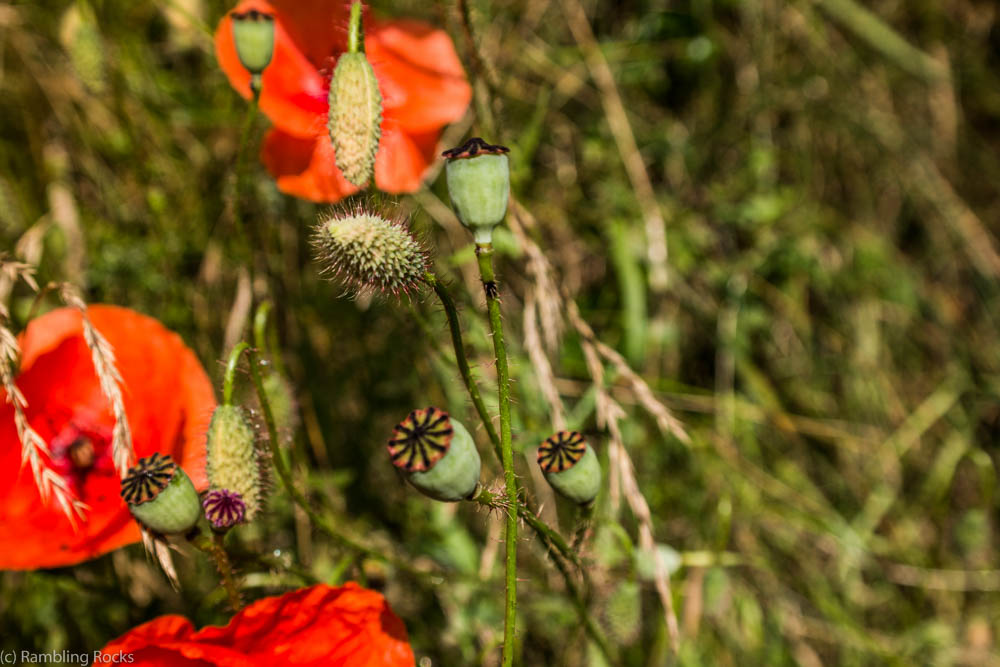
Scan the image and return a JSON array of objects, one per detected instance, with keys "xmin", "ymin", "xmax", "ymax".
[
  {"xmin": 425, "ymin": 273, "xmax": 502, "ymax": 460},
  {"xmin": 347, "ymin": 1, "xmax": 363, "ymax": 54},
  {"xmin": 474, "ymin": 244, "xmax": 518, "ymax": 667},
  {"xmin": 223, "ymin": 342, "xmax": 250, "ymax": 405},
  {"xmin": 190, "ymin": 530, "xmax": 242, "ymax": 612},
  {"xmin": 246, "ymin": 348, "xmax": 427, "ymax": 577},
  {"xmin": 232, "ymin": 98, "xmax": 258, "ymax": 251},
  {"xmin": 253, "ymin": 300, "xmax": 286, "ymax": 375},
  {"xmin": 472, "ymin": 487, "xmax": 580, "ymax": 569}
]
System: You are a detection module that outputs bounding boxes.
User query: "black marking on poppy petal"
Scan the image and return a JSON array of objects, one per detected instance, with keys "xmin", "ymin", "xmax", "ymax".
[
  {"xmin": 120, "ymin": 453, "xmax": 177, "ymax": 505},
  {"xmin": 537, "ymin": 431, "xmax": 587, "ymax": 473},
  {"xmin": 442, "ymin": 137, "xmax": 510, "ymax": 160},
  {"xmin": 387, "ymin": 407, "xmax": 454, "ymax": 472}
]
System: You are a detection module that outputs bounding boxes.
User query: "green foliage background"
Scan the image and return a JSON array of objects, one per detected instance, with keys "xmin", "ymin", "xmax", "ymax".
[{"xmin": 2, "ymin": 0, "xmax": 1000, "ymax": 664}]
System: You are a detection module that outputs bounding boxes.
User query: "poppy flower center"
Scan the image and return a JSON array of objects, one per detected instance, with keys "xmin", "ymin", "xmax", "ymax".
[{"xmin": 50, "ymin": 421, "xmax": 114, "ymax": 494}]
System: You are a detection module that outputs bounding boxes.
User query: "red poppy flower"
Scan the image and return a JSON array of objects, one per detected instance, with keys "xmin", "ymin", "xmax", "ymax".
[
  {"xmin": 0, "ymin": 306, "xmax": 215, "ymax": 569},
  {"xmin": 98, "ymin": 582, "xmax": 415, "ymax": 666},
  {"xmin": 215, "ymin": 0, "xmax": 472, "ymax": 202}
]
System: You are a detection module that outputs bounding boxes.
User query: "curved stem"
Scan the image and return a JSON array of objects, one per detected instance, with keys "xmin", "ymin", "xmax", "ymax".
[
  {"xmin": 474, "ymin": 245, "xmax": 518, "ymax": 667},
  {"xmin": 190, "ymin": 530, "xmax": 242, "ymax": 612},
  {"xmin": 246, "ymin": 348, "xmax": 428, "ymax": 577},
  {"xmin": 253, "ymin": 300, "xmax": 285, "ymax": 375},
  {"xmin": 223, "ymin": 342, "xmax": 250, "ymax": 405},
  {"xmin": 425, "ymin": 273, "xmax": 502, "ymax": 460},
  {"xmin": 471, "ymin": 487, "xmax": 580, "ymax": 569}
]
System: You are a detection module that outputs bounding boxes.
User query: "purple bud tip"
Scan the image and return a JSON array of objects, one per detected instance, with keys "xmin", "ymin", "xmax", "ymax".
[{"xmin": 203, "ymin": 489, "xmax": 246, "ymax": 529}]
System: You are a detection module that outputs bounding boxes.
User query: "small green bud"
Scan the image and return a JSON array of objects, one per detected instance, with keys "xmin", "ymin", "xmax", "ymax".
[
  {"xmin": 206, "ymin": 405, "xmax": 262, "ymax": 520},
  {"xmin": 261, "ymin": 370, "xmax": 298, "ymax": 440},
  {"xmin": 537, "ymin": 431, "xmax": 601, "ymax": 506},
  {"xmin": 443, "ymin": 138, "xmax": 511, "ymax": 244},
  {"xmin": 230, "ymin": 8, "xmax": 275, "ymax": 94},
  {"xmin": 388, "ymin": 407, "xmax": 481, "ymax": 502},
  {"xmin": 312, "ymin": 205, "xmax": 427, "ymax": 297},
  {"xmin": 121, "ymin": 453, "xmax": 201, "ymax": 535},
  {"xmin": 328, "ymin": 50, "xmax": 382, "ymax": 187}
]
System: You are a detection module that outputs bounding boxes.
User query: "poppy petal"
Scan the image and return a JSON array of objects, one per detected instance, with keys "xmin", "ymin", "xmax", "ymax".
[
  {"xmin": 261, "ymin": 129, "xmax": 360, "ymax": 202},
  {"xmin": 368, "ymin": 19, "xmax": 471, "ymax": 133},
  {"xmin": 373, "ymin": 122, "xmax": 440, "ymax": 194},
  {"xmin": 215, "ymin": 0, "xmax": 329, "ymax": 138},
  {"xmin": 0, "ymin": 306, "xmax": 215, "ymax": 569},
  {"xmin": 99, "ymin": 583, "xmax": 415, "ymax": 666}
]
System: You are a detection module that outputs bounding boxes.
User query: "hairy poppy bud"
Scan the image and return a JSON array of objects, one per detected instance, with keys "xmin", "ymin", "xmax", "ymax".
[
  {"xmin": 328, "ymin": 3, "xmax": 382, "ymax": 187},
  {"xmin": 121, "ymin": 453, "xmax": 201, "ymax": 535},
  {"xmin": 230, "ymin": 9, "xmax": 275, "ymax": 94},
  {"xmin": 388, "ymin": 407, "xmax": 481, "ymax": 502},
  {"xmin": 443, "ymin": 138, "xmax": 510, "ymax": 244},
  {"xmin": 537, "ymin": 431, "xmax": 601, "ymax": 506},
  {"xmin": 312, "ymin": 205, "xmax": 427, "ymax": 297},
  {"xmin": 206, "ymin": 405, "xmax": 262, "ymax": 520}
]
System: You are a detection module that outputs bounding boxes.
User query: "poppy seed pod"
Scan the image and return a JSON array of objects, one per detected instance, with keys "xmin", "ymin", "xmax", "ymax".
[
  {"xmin": 206, "ymin": 405, "xmax": 262, "ymax": 520},
  {"xmin": 230, "ymin": 9, "xmax": 275, "ymax": 75},
  {"xmin": 388, "ymin": 407, "xmax": 481, "ymax": 502},
  {"xmin": 537, "ymin": 431, "xmax": 602, "ymax": 506},
  {"xmin": 312, "ymin": 206, "xmax": 427, "ymax": 297},
  {"xmin": 121, "ymin": 453, "xmax": 201, "ymax": 535},
  {"xmin": 443, "ymin": 138, "xmax": 510, "ymax": 244}
]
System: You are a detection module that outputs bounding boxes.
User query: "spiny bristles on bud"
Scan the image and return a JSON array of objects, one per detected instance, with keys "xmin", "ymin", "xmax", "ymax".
[
  {"xmin": 328, "ymin": 51, "xmax": 383, "ymax": 187},
  {"xmin": 206, "ymin": 405, "xmax": 263, "ymax": 520},
  {"xmin": 312, "ymin": 205, "xmax": 427, "ymax": 297},
  {"xmin": 203, "ymin": 489, "xmax": 246, "ymax": 530}
]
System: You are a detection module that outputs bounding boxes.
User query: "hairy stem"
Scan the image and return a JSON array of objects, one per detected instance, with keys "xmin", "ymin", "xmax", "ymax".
[
  {"xmin": 425, "ymin": 272, "xmax": 502, "ymax": 460},
  {"xmin": 190, "ymin": 530, "xmax": 242, "ymax": 613},
  {"xmin": 474, "ymin": 245, "xmax": 518, "ymax": 667}
]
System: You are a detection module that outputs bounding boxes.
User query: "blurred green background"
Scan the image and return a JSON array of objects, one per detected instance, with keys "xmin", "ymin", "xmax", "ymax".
[{"xmin": 3, "ymin": 0, "xmax": 1000, "ymax": 664}]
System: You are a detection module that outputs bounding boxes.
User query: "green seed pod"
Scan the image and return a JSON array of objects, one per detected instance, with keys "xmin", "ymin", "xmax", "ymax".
[
  {"xmin": 206, "ymin": 405, "xmax": 262, "ymax": 520},
  {"xmin": 312, "ymin": 205, "xmax": 427, "ymax": 297},
  {"xmin": 121, "ymin": 453, "xmax": 201, "ymax": 535},
  {"xmin": 328, "ymin": 51, "xmax": 382, "ymax": 187},
  {"xmin": 230, "ymin": 9, "xmax": 275, "ymax": 75},
  {"xmin": 443, "ymin": 138, "xmax": 511, "ymax": 244},
  {"xmin": 388, "ymin": 407, "xmax": 481, "ymax": 502},
  {"xmin": 537, "ymin": 431, "xmax": 601, "ymax": 506}
]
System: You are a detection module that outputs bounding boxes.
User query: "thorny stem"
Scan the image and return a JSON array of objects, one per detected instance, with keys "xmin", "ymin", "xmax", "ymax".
[
  {"xmin": 424, "ymin": 273, "xmax": 502, "ymax": 460},
  {"xmin": 223, "ymin": 342, "xmax": 250, "ymax": 405},
  {"xmin": 474, "ymin": 244, "xmax": 518, "ymax": 667},
  {"xmin": 471, "ymin": 487, "xmax": 580, "ymax": 569},
  {"xmin": 246, "ymin": 347, "xmax": 428, "ymax": 577},
  {"xmin": 190, "ymin": 530, "xmax": 242, "ymax": 613},
  {"xmin": 232, "ymin": 97, "xmax": 258, "ymax": 252},
  {"xmin": 347, "ymin": 1, "xmax": 363, "ymax": 54}
]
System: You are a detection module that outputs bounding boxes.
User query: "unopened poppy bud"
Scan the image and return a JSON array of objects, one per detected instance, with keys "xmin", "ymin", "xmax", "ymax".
[
  {"xmin": 121, "ymin": 453, "xmax": 201, "ymax": 535},
  {"xmin": 206, "ymin": 405, "xmax": 262, "ymax": 520},
  {"xmin": 443, "ymin": 138, "xmax": 511, "ymax": 244},
  {"xmin": 328, "ymin": 52, "xmax": 383, "ymax": 187},
  {"xmin": 388, "ymin": 407, "xmax": 481, "ymax": 502},
  {"xmin": 537, "ymin": 431, "xmax": 601, "ymax": 506},
  {"xmin": 203, "ymin": 488, "xmax": 246, "ymax": 530},
  {"xmin": 312, "ymin": 206, "xmax": 427, "ymax": 297},
  {"xmin": 230, "ymin": 9, "xmax": 275, "ymax": 94}
]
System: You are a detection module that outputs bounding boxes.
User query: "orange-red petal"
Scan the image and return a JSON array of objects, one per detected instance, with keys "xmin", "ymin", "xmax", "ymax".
[
  {"xmin": 0, "ymin": 306, "xmax": 215, "ymax": 569},
  {"xmin": 367, "ymin": 19, "xmax": 471, "ymax": 133},
  {"xmin": 215, "ymin": 0, "xmax": 329, "ymax": 138},
  {"xmin": 261, "ymin": 129, "xmax": 360, "ymax": 202},
  {"xmin": 99, "ymin": 583, "xmax": 415, "ymax": 666},
  {"xmin": 374, "ymin": 123, "xmax": 441, "ymax": 194}
]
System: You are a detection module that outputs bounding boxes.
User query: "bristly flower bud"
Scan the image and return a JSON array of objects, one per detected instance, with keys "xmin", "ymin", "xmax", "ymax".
[
  {"xmin": 121, "ymin": 453, "xmax": 201, "ymax": 535},
  {"xmin": 230, "ymin": 8, "xmax": 275, "ymax": 95},
  {"xmin": 328, "ymin": 3, "xmax": 382, "ymax": 187},
  {"xmin": 203, "ymin": 489, "xmax": 246, "ymax": 530},
  {"xmin": 206, "ymin": 405, "xmax": 262, "ymax": 520},
  {"xmin": 537, "ymin": 431, "xmax": 601, "ymax": 506},
  {"xmin": 443, "ymin": 138, "xmax": 510, "ymax": 244},
  {"xmin": 388, "ymin": 407, "xmax": 481, "ymax": 502},
  {"xmin": 312, "ymin": 204, "xmax": 427, "ymax": 297}
]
